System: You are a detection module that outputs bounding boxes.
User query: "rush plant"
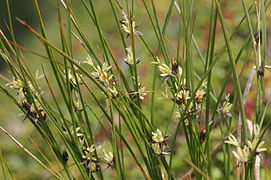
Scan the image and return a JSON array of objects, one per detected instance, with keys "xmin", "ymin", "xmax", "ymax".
[{"xmin": 0, "ymin": 0, "xmax": 270, "ymax": 179}]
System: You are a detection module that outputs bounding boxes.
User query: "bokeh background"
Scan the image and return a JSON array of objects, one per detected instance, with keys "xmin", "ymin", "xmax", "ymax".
[{"xmin": 1, "ymin": 0, "xmax": 271, "ymax": 179}]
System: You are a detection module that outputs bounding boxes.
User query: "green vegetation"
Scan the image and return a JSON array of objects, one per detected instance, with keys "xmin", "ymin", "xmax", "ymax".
[{"xmin": 0, "ymin": 0, "xmax": 271, "ymax": 179}]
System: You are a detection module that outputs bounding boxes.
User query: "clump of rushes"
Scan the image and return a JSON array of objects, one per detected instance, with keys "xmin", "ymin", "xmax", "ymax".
[{"xmin": 0, "ymin": 0, "xmax": 270, "ymax": 179}]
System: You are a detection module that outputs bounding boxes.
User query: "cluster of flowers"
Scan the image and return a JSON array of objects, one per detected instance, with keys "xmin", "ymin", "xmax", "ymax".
[
  {"xmin": 218, "ymin": 94, "xmax": 233, "ymax": 118},
  {"xmin": 154, "ymin": 58, "xmax": 207, "ymax": 118},
  {"xmin": 155, "ymin": 58, "xmax": 183, "ymax": 80},
  {"xmin": 82, "ymin": 144, "xmax": 114, "ymax": 173},
  {"xmin": 63, "ymin": 127, "xmax": 114, "ymax": 173},
  {"xmin": 225, "ymin": 123, "xmax": 266, "ymax": 165},
  {"xmin": 120, "ymin": 10, "xmax": 142, "ymax": 38},
  {"xmin": 174, "ymin": 83, "xmax": 207, "ymax": 115},
  {"xmin": 120, "ymin": 11, "xmax": 146, "ymax": 101},
  {"xmin": 124, "ymin": 47, "xmax": 141, "ymax": 65},
  {"xmin": 83, "ymin": 55, "xmax": 119, "ymax": 98},
  {"xmin": 151, "ymin": 129, "xmax": 170, "ymax": 155},
  {"xmin": 67, "ymin": 68, "xmax": 84, "ymax": 111},
  {"xmin": 6, "ymin": 73, "xmax": 46, "ymax": 122}
]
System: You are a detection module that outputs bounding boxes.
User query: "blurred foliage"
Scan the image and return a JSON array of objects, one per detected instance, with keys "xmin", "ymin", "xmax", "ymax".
[{"xmin": 0, "ymin": 0, "xmax": 271, "ymax": 179}]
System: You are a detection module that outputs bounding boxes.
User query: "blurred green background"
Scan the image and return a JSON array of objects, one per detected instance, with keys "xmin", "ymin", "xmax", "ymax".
[{"xmin": 1, "ymin": 0, "xmax": 271, "ymax": 179}]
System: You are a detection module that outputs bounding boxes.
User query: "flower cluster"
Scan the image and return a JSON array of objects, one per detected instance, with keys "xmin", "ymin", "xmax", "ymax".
[
  {"xmin": 119, "ymin": 11, "xmax": 145, "ymax": 101},
  {"xmin": 82, "ymin": 145, "xmax": 100, "ymax": 172},
  {"xmin": 153, "ymin": 58, "xmax": 182, "ymax": 80},
  {"xmin": 138, "ymin": 83, "xmax": 147, "ymax": 100},
  {"xmin": 83, "ymin": 57, "xmax": 118, "ymax": 98},
  {"xmin": 128, "ymin": 83, "xmax": 147, "ymax": 101},
  {"xmin": 6, "ymin": 74, "xmax": 46, "ymax": 122},
  {"xmin": 82, "ymin": 145, "xmax": 114, "ymax": 173},
  {"xmin": 195, "ymin": 89, "xmax": 206, "ymax": 104},
  {"xmin": 100, "ymin": 150, "xmax": 114, "ymax": 167},
  {"xmin": 172, "ymin": 83, "xmax": 191, "ymax": 111},
  {"xmin": 27, "ymin": 99, "xmax": 47, "ymax": 121},
  {"xmin": 5, "ymin": 76, "xmax": 23, "ymax": 89},
  {"xmin": 224, "ymin": 124, "xmax": 266, "ymax": 165},
  {"xmin": 153, "ymin": 58, "xmax": 205, "ymax": 116},
  {"xmin": 124, "ymin": 47, "xmax": 141, "ymax": 65},
  {"xmin": 219, "ymin": 94, "xmax": 233, "ymax": 117},
  {"xmin": 63, "ymin": 126, "xmax": 85, "ymax": 146},
  {"xmin": 91, "ymin": 62, "xmax": 113, "ymax": 86},
  {"xmin": 66, "ymin": 69, "xmax": 85, "ymax": 111},
  {"xmin": 194, "ymin": 82, "xmax": 207, "ymax": 115},
  {"xmin": 172, "ymin": 81, "xmax": 206, "ymax": 125},
  {"xmin": 120, "ymin": 10, "xmax": 142, "ymax": 38},
  {"xmin": 68, "ymin": 70, "xmax": 82, "ymax": 90},
  {"xmin": 74, "ymin": 91, "xmax": 83, "ymax": 112},
  {"xmin": 151, "ymin": 129, "xmax": 170, "ymax": 155},
  {"xmin": 63, "ymin": 125, "xmax": 114, "ymax": 172}
]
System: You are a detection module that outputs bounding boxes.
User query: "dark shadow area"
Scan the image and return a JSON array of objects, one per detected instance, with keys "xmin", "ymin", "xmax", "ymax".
[{"xmin": 0, "ymin": 0, "xmax": 54, "ymax": 71}]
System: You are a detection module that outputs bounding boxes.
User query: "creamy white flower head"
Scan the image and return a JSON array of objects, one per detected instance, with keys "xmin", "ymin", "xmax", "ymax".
[
  {"xmin": 82, "ymin": 144, "xmax": 96, "ymax": 160},
  {"xmin": 82, "ymin": 55, "xmax": 94, "ymax": 66},
  {"xmin": 220, "ymin": 94, "xmax": 232, "ymax": 117},
  {"xmin": 17, "ymin": 88, "xmax": 26, "ymax": 103},
  {"xmin": 5, "ymin": 76, "xmax": 23, "ymax": 89},
  {"xmin": 120, "ymin": 10, "xmax": 142, "ymax": 37},
  {"xmin": 91, "ymin": 62, "xmax": 112, "ymax": 85},
  {"xmin": 151, "ymin": 143, "xmax": 162, "ymax": 155},
  {"xmin": 123, "ymin": 47, "xmax": 141, "ymax": 65},
  {"xmin": 124, "ymin": 47, "xmax": 133, "ymax": 65},
  {"xmin": 74, "ymin": 99, "xmax": 83, "ymax": 111},
  {"xmin": 232, "ymin": 146, "xmax": 250, "ymax": 163},
  {"xmin": 103, "ymin": 151, "xmax": 114, "ymax": 164},
  {"xmin": 195, "ymin": 89, "xmax": 206, "ymax": 103},
  {"xmin": 253, "ymin": 123, "xmax": 260, "ymax": 138},
  {"xmin": 109, "ymin": 85, "xmax": 118, "ymax": 97},
  {"xmin": 88, "ymin": 161, "xmax": 98, "ymax": 172},
  {"xmin": 101, "ymin": 62, "xmax": 112, "ymax": 72},
  {"xmin": 138, "ymin": 85, "xmax": 147, "ymax": 100},
  {"xmin": 29, "ymin": 100, "xmax": 42, "ymax": 113},
  {"xmin": 176, "ymin": 89, "xmax": 190, "ymax": 104},
  {"xmin": 247, "ymin": 139, "xmax": 267, "ymax": 153},
  {"xmin": 224, "ymin": 134, "xmax": 239, "ymax": 147},
  {"xmin": 152, "ymin": 129, "xmax": 164, "ymax": 143},
  {"xmin": 87, "ymin": 144, "xmax": 96, "ymax": 153},
  {"xmin": 121, "ymin": 10, "xmax": 130, "ymax": 34},
  {"xmin": 68, "ymin": 70, "xmax": 82, "ymax": 87},
  {"xmin": 222, "ymin": 102, "xmax": 232, "ymax": 115},
  {"xmin": 91, "ymin": 71, "xmax": 99, "ymax": 79},
  {"xmin": 73, "ymin": 127, "xmax": 84, "ymax": 138},
  {"xmin": 158, "ymin": 63, "xmax": 172, "ymax": 77}
]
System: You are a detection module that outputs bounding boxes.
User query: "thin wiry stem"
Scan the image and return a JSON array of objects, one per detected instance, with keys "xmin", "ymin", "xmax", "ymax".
[{"xmin": 0, "ymin": 126, "xmax": 63, "ymax": 180}]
